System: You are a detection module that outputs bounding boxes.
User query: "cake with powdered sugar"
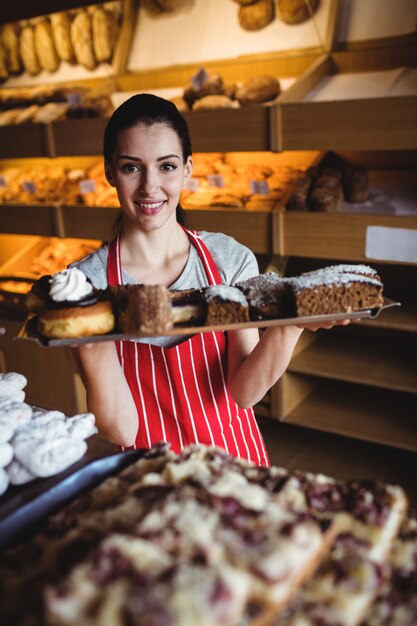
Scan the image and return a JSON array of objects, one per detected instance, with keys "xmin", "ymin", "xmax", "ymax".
[
  {"xmin": 286, "ymin": 269, "xmax": 384, "ymax": 317},
  {"xmin": 302, "ymin": 263, "xmax": 381, "ymax": 281},
  {"xmin": 234, "ymin": 272, "xmax": 290, "ymax": 319},
  {"xmin": 204, "ymin": 284, "xmax": 249, "ymax": 325}
]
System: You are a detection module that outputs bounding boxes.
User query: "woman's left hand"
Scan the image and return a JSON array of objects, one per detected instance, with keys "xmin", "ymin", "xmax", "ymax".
[{"xmin": 295, "ymin": 318, "xmax": 358, "ymax": 332}]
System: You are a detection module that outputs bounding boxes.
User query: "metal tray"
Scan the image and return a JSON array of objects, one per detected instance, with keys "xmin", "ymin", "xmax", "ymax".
[
  {"xmin": 0, "ymin": 442, "xmax": 145, "ymax": 551},
  {"xmin": 16, "ymin": 299, "xmax": 400, "ymax": 348}
]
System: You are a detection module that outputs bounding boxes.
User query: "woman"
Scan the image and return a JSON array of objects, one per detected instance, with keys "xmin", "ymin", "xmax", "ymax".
[{"xmin": 72, "ymin": 93, "xmax": 348, "ymax": 466}]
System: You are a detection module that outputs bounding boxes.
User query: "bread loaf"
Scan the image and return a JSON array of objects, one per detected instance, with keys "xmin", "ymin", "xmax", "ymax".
[
  {"xmin": 238, "ymin": 0, "xmax": 275, "ymax": 31},
  {"xmin": 192, "ymin": 95, "xmax": 235, "ymax": 110},
  {"xmin": 1, "ymin": 23, "xmax": 22, "ymax": 74},
  {"xmin": 0, "ymin": 42, "xmax": 8, "ymax": 80},
  {"xmin": 183, "ymin": 72, "xmax": 224, "ymax": 107},
  {"xmin": 277, "ymin": 0, "xmax": 320, "ymax": 24},
  {"xmin": 34, "ymin": 19, "xmax": 59, "ymax": 73},
  {"xmin": 20, "ymin": 24, "xmax": 41, "ymax": 76},
  {"xmin": 236, "ymin": 75, "xmax": 280, "ymax": 105},
  {"xmin": 92, "ymin": 7, "xmax": 119, "ymax": 63},
  {"xmin": 71, "ymin": 10, "xmax": 97, "ymax": 70},
  {"xmin": 50, "ymin": 13, "xmax": 76, "ymax": 64}
]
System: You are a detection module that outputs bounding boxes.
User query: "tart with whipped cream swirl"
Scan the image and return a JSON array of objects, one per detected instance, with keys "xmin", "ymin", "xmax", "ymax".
[{"xmin": 37, "ymin": 268, "xmax": 114, "ymax": 338}]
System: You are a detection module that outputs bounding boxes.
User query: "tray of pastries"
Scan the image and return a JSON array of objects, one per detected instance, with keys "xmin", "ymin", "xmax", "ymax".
[
  {"xmin": 18, "ymin": 263, "xmax": 399, "ymax": 347},
  {"xmin": 0, "ymin": 441, "xmax": 412, "ymax": 626}
]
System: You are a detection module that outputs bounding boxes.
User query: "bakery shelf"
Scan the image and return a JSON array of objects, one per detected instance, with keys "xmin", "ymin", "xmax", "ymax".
[
  {"xmin": 51, "ymin": 118, "xmax": 109, "ymax": 157},
  {"xmin": 276, "ymin": 57, "xmax": 417, "ymax": 150},
  {"xmin": 188, "ymin": 208, "xmax": 272, "ymax": 255},
  {"xmin": 0, "ymin": 125, "xmax": 48, "ymax": 159},
  {"xmin": 183, "ymin": 107, "xmax": 274, "ymax": 153},
  {"xmin": 0, "ymin": 204, "xmax": 57, "ymax": 237},
  {"xmin": 288, "ymin": 331, "xmax": 417, "ymax": 395},
  {"xmin": 61, "ymin": 204, "xmax": 119, "ymax": 241},
  {"xmin": 279, "ymin": 378, "xmax": 417, "ymax": 453},
  {"xmin": 280, "ymin": 212, "xmax": 417, "ymax": 264},
  {"xmin": 359, "ymin": 295, "xmax": 417, "ymax": 332}
]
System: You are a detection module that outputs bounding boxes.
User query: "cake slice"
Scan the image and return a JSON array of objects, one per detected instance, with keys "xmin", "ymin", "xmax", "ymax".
[
  {"xmin": 286, "ymin": 271, "xmax": 384, "ymax": 317},
  {"xmin": 361, "ymin": 517, "xmax": 417, "ymax": 626},
  {"xmin": 272, "ymin": 477, "xmax": 408, "ymax": 626},
  {"xmin": 234, "ymin": 272, "xmax": 290, "ymax": 320},
  {"xmin": 117, "ymin": 284, "xmax": 173, "ymax": 335},
  {"xmin": 204, "ymin": 284, "xmax": 249, "ymax": 325}
]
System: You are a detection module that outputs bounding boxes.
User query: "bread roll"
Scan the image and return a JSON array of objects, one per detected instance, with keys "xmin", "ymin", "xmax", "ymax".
[
  {"xmin": 236, "ymin": 75, "xmax": 280, "ymax": 105},
  {"xmin": 51, "ymin": 13, "xmax": 76, "ymax": 64},
  {"xmin": 238, "ymin": 0, "xmax": 275, "ymax": 31},
  {"xmin": 277, "ymin": 0, "xmax": 320, "ymax": 24},
  {"xmin": 20, "ymin": 24, "xmax": 41, "ymax": 76},
  {"xmin": 2, "ymin": 23, "xmax": 22, "ymax": 74},
  {"xmin": 170, "ymin": 96, "xmax": 189, "ymax": 112},
  {"xmin": 192, "ymin": 95, "xmax": 235, "ymax": 110},
  {"xmin": 34, "ymin": 19, "xmax": 59, "ymax": 73},
  {"xmin": 71, "ymin": 10, "xmax": 97, "ymax": 70},
  {"xmin": 0, "ymin": 42, "xmax": 8, "ymax": 80},
  {"xmin": 183, "ymin": 72, "xmax": 224, "ymax": 107},
  {"xmin": 92, "ymin": 7, "xmax": 119, "ymax": 63}
]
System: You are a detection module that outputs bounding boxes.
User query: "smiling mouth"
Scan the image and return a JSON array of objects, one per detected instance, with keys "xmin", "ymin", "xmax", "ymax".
[{"xmin": 135, "ymin": 200, "xmax": 166, "ymax": 214}]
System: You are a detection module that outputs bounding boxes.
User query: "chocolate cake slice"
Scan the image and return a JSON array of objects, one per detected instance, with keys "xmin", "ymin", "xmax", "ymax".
[
  {"xmin": 204, "ymin": 285, "xmax": 249, "ymax": 325},
  {"xmin": 234, "ymin": 272, "xmax": 290, "ymax": 319}
]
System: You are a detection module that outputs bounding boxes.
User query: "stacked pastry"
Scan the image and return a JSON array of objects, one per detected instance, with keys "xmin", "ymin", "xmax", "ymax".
[{"xmin": 0, "ymin": 371, "xmax": 96, "ymax": 496}]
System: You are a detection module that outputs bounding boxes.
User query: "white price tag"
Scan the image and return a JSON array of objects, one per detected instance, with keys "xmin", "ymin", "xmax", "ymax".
[
  {"xmin": 365, "ymin": 226, "xmax": 417, "ymax": 263},
  {"xmin": 191, "ymin": 67, "xmax": 209, "ymax": 91},
  {"xmin": 207, "ymin": 174, "xmax": 225, "ymax": 188},
  {"xmin": 22, "ymin": 181, "xmax": 36, "ymax": 193},
  {"xmin": 183, "ymin": 178, "xmax": 200, "ymax": 192},
  {"xmin": 249, "ymin": 180, "xmax": 270, "ymax": 195},
  {"xmin": 79, "ymin": 179, "xmax": 96, "ymax": 195}
]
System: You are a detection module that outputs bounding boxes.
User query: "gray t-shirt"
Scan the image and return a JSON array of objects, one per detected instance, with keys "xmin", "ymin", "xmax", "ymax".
[{"xmin": 71, "ymin": 231, "xmax": 258, "ymax": 347}]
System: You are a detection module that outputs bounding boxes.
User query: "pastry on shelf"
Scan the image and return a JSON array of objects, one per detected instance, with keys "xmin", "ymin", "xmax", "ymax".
[
  {"xmin": 34, "ymin": 19, "xmax": 59, "ymax": 73},
  {"xmin": 19, "ymin": 22, "xmax": 41, "ymax": 76},
  {"xmin": 192, "ymin": 94, "xmax": 237, "ymax": 110},
  {"xmin": 277, "ymin": 0, "xmax": 320, "ymax": 24},
  {"xmin": 71, "ymin": 10, "xmax": 97, "ymax": 71},
  {"xmin": 1, "ymin": 23, "xmax": 22, "ymax": 75},
  {"xmin": 92, "ymin": 6, "xmax": 119, "ymax": 63},
  {"xmin": 235, "ymin": 75, "xmax": 281, "ymax": 105},
  {"xmin": 50, "ymin": 12, "xmax": 76, "ymax": 64},
  {"xmin": 238, "ymin": 0, "xmax": 275, "ymax": 31}
]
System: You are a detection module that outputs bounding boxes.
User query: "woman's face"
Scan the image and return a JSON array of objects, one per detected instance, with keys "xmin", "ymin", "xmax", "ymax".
[{"xmin": 106, "ymin": 122, "xmax": 192, "ymax": 232}]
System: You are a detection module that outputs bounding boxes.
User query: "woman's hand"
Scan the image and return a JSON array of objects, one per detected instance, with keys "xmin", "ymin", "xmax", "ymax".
[{"xmin": 295, "ymin": 318, "xmax": 359, "ymax": 332}]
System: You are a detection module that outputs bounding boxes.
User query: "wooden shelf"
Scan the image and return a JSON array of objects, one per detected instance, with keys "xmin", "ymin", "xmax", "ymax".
[
  {"xmin": 289, "ymin": 332, "xmax": 417, "ymax": 394},
  {"xmin": 187, "ymin": 207, "xmax": 272, "ymax": 255},
  {"xmin": 52, "ymin": 118, "xmax": 109, "ymax": 157},
  {"xmin": 0, "ymin": 125, "xmax": 48, "ymax": 159},
  {"xmin": 61, "ymin": 205, "xmax": 118, "ymax": 241},
  {"xmin": 359, "ymin": 298, "xmax": 417, "ymax": 332},
  {"xmin": 281, "ymin": 379, "xmax": 417, "ymax": 452},
  {"xmin": 276, "ymin": 56, "xmax": 417, "ymax": 150},
  {"xmin": 0, "ymin": 204, "xmax": 57, "ymax": 237},
  {"xmin": 280, "ymin": 212, "xmax": 417, "ymax": 263},
  {"xmin": 183, "ymin": 107, "xmax": 273, "ymax": 153}
]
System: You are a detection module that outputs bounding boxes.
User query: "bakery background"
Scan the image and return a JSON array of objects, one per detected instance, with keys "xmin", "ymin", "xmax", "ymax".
[{"xmin": 0, "ymin": 0, "xmax": 416, "ymax": 505}]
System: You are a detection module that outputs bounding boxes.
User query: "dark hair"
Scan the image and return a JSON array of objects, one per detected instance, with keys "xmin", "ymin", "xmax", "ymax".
[{"xmin": 104, "ymin": 93, "xmax": 191, "ymax": 229}]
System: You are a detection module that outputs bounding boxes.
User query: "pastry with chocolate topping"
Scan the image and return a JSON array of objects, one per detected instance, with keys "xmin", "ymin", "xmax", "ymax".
[
  {"xmin": 37, "ymin": 268, "xmax": 114, "ymax": 338},
  {"xmin": 117, "ymin": 284, "xmax": 173, "ymax": 335}
]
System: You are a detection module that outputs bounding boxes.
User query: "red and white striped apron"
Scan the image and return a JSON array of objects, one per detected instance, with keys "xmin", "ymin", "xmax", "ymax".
[{"xmin": 107, "ymin": 227, "xmax": 269, "ymax": 466}]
